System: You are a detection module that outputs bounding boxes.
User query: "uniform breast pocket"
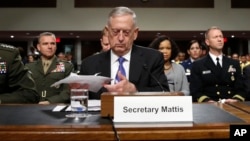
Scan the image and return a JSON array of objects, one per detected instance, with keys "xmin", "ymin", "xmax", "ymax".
[
  {"xmin": 32, "ymin": 73, "xmax": 41, "ymax": 80},
  {"xmin": 0, "ymin": 74, "xmax": 6, "ymax": 85},
  {"xmin": 201, "ymin": 72, "xmax": 215, "ymax": 82},
  {"xmin": 50, "ymin": 72, "xmax": 65, "ymax": 81}
]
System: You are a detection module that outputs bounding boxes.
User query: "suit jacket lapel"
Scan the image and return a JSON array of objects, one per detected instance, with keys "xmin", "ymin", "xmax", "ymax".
[
  {"xmin": 221, "ymin": 56, "xmax": 233, "ymax": 80},
  {"xmin": 204, "ymin": 55, "xmax": 221, "ymax": 78},
  {"xmin": 37, "ymin": 59, "xmax": 45, "ymax": 75},
  {"xmin": 222, "ymin": 56, "xmax": 230, "ymax": 72},
  {"xmin": 46, "ymin": 57, "xmax": 57, "ymax": 75},
  {"xmin": 129, "ymin": 45, "xmax": 144, "ymax": 83},
  {"xmin": 99, "ymin": 51, "xmax": 111, "ymax": 77},
  {"xmin": 204, "ymin": 55, "xmax": 215, "ymax": 70}
]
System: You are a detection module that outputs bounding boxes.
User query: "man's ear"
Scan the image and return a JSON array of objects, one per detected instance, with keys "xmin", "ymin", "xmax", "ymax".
[{"xmin": 133, "ymin": 27, "xmax": 139, "ymax": 40}]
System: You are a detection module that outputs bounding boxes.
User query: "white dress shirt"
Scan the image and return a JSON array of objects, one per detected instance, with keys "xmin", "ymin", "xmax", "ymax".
[{"xmin": 110, "ymin": 50, "xmax": 131, "ymax": 84}]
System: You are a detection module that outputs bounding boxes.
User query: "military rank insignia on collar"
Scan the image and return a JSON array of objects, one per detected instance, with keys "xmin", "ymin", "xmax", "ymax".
[{"xmin": 0, "ymin": 61, "xmax": 7, "ymax": 74}]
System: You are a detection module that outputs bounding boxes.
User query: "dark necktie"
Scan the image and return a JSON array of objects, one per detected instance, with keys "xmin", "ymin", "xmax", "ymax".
[
  {"xmin": 115, "ymin": 57, "xmax": 126, "ymax": 82},
  {"xmin": 216, "ymin": 57, "xmax": 222, "ymax": 69}
]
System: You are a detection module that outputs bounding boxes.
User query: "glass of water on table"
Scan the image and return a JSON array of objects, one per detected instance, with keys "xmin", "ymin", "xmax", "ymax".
[{"xmin": 66, "ymin": 89, "xmax": 89, "ymax": 118}]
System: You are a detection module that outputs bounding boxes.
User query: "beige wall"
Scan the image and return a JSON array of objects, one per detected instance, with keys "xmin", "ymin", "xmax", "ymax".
[{"xmin": 0, "ymin": 0, "xmax": 249, "ymax": 31}]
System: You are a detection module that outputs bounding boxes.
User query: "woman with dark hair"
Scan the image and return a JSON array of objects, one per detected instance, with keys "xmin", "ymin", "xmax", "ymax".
[
  {"xmin": 149, "ymin": 35, "xmax": 189, "ymax": 96},
  {"xmin": 27, "ymin": 54, "xmax": 35, "ymax": 63},
  {"xmin": 181, "ymin": 40, "xmax": 202, "ymax": 82}
]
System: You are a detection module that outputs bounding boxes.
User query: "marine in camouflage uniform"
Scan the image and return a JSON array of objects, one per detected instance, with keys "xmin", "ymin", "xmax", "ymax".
[{"xmin": 0, "ymin": 43, "xmax": 39, "ymax": 104}]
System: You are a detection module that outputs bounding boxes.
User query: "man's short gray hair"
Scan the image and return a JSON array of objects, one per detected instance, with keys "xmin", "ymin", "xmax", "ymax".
[
  {"xmin": 205, "ymin": 26, "xmax": 222, "ymax": 39},
  {"xmin": 107, "ymin": 6, "xmax": 137, "ymax": 27},
  {"xmin": 38, "ymin": 32, "xmax": 56, "ymax": 43}
]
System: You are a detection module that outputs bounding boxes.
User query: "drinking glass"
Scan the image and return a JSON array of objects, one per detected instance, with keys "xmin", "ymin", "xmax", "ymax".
[{"xmin": 66, "ymin": 89, "xmax": 89, "ymax": 118}]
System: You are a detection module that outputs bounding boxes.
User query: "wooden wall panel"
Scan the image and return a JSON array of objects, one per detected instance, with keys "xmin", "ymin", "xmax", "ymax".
[
  {"xmin": 75, "ymin": 0, "xmax": 214, "ymax": 8},
  {"xmin": 0, "ymin": 0, "xmax": 56, "ymax": 8},
  {"xmin": 231, "ymin": 0, "xmax": 250, "ymax": 8}
]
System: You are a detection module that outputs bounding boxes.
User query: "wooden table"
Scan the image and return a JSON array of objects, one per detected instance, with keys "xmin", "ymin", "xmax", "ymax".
[
  {"xmin": 227, "ymin": 101, "xmax": 250, "ymax": 114},
  {"xmin": 0, "ymin": 103, "xmax": 249, "ymax": 141}
]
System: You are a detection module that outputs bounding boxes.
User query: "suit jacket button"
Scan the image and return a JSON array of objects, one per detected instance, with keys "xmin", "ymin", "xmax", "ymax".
[
  {"xmin": 228, "ymin": 91, "xmax": 231, "ymax": 94},
  {"xmin": 217, "ymin": 91, "xmax": 220, "ymax": 95}
]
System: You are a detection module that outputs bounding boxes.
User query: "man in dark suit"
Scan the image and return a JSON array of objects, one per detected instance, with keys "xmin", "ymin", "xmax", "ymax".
[
  {"xmin": 243, "ymin": 65, "xmax": 250, "ymax": 101},
  {"xmin": 79, "ymin": 6, "xmax": 169, "ymax": 99},
  {"xmin": 190, "ymin": 26, "xmax": 245, "ymax": 103}
]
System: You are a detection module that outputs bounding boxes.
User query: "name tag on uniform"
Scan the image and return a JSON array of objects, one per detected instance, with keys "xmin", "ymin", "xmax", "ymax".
[{"xmin": 202, "ymin": 70, "xmax": 211, "ymax": 74}]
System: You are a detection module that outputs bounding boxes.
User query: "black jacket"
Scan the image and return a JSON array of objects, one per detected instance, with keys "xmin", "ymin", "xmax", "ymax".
[
  {"xmin": 190, "ymin": 54, "xmax": 245, "ymax": 102},
  {"xmin": 79, "ymin": 45, "xmax": 169, "ymax": 99}
]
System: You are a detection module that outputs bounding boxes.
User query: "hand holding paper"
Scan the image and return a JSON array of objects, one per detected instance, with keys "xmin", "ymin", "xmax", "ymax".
[{"xmin": 51, "ymin": 73, "xmax": 112, "ymax": 93}]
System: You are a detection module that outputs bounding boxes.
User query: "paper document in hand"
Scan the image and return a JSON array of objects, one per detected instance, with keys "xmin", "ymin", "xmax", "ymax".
[{"xmin": 51, "ymin": 73, "xmax": 112, "ymax": 92}]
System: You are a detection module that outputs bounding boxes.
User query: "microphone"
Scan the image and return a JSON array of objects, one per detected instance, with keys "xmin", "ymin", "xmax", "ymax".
[{"xmin": 143, "ymin": 64, "xmax": 165, "ymax": 92}]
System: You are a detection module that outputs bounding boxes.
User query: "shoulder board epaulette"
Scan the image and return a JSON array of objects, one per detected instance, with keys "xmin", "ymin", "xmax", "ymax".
[{"xmin": 0, "ymin": 43, "xmax": 16, "ymax": 50}]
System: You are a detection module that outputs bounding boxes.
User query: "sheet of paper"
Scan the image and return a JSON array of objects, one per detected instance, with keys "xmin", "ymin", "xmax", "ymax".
[
  {"xmin": 88, "ymin": 99, "xmax": 101, "ymax": 107},
  {"xmin": 51, "ymin": 73, "xmax": 112, "ymax": 92},
  {"xmin": 88, "ymin": 100, "xmax": 101, "ymax": 111},
  {"xmin": 65, "ymin": 106, "xmax": 101, "ymax": 112},
  {"xmin": 52, "ymin": 100, "xmax": 101, "ymax": 112},
  {"xmin": 52, "ymin": 105, "xmax": 67, "ymax": 112}
]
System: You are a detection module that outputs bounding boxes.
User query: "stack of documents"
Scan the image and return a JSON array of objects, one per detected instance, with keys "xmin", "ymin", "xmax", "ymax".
[{"xmin": 51, "ymin": 73, "xmax": 112, "ymax": 92}]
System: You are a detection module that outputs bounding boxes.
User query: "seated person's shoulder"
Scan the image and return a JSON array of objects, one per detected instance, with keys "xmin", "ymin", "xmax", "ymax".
[
  {"xmin": 186, "ymin": 59, "xmax": 203, "ymax": 69},
  {"xmin": 180, "ymin": 60, "xmax": 189, "ymax": 65},
  {"xmin": 82, "ymin": 51, "xmax": 107, "ymax": 63},
  {"xmin": 175, "ymin": 62, "xmax": 185, "ymax": 69},
  {"xmin": 180, "ymin": 60, "xmax": 188, "ymax": 64},
  {"xmin": 25, "ymin": 61, "xmax": 37, "ymax": 67},
  {"xmin": 245, "ymin": 64, "xmax": 250, "ymax": 69},
  {"xmin": 226, "ymin": 56, "xmax": 238, "ymax": 62},
  {"xmin": 0, "ymin": 43, "xmax": 18, "ymax": 53},
  {"xmin": 137, "ymin": 45, "xmax": 158, "ymax": 52},
  {"xmin": 136, "ymin": 45, "xmax": 163, "ymax": 57},
  {"xmin": 224, "ymin": 56, "xmax": 240, "ymax": 65},
  {"xmin": 58, "ymin": 60, "xmax": 73, "ymax": 66}
]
